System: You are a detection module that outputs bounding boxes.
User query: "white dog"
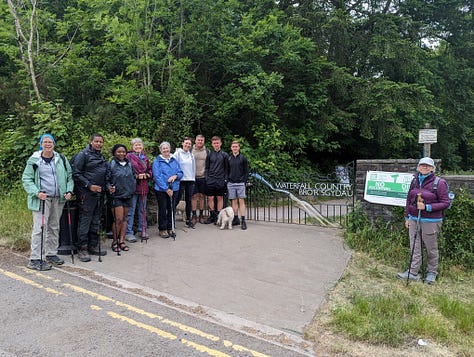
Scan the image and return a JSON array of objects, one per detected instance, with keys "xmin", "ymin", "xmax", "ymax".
[
  {"xmin": 216, "ymin": 207, "xmax": 234, "ymax": 230},
  {"xmin": 175, "ymin": 200, "xmax": 186, "ymax": 222}
]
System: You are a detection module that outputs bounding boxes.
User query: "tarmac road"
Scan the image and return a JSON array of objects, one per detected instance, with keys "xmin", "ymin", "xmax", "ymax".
[
  {"xmin": 0, "ymin": 249, "xmax": 313, "ymax": 356},
  {"xmin": 1, "ymin": 220, "xmax": 352, "ymax": 356}
]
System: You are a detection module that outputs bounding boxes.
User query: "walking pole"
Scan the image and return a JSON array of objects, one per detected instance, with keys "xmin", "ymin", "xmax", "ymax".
[
  {"xmin": 66, "ymin": 201, "xmax": 75, "ymax": 264},
  {"xmin": 113, "ymin": 201, "xmax": 121, "ymax": 256},
  {"xmin": 407, "ymin": 193, "xmax": 422, "ymax": 286},
  {"xmin": 39, "ymin": 196, "xmax": 46, "ymax": 269},
  {"xmin": 97, "ymin": 194, "xmax": 103, "ymax": 262},
  {"xmin": 140, "ymin": 191, "xmax": 148, "ymax": 243},
  {"xmin": 169, "ymin": 192, "xmax": 176, "ymax": 240}
]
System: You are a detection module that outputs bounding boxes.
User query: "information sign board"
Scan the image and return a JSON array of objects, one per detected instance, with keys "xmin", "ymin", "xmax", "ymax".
[
  {"xmin": 364, "ymin": 171, "xmax": 414, "ymax": 206},
  {"xmin": 418, "ymin": 129, "xmax": 438, "ymax": 144}
]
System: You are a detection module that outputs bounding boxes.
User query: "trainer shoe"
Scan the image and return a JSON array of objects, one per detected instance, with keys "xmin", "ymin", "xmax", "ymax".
[
  {"xmin": 27, "ymin": 259, "xmax": 52, "ymax": 271},
  {"xmin": 125, "ymin": 234, "xmax": 137, "ymax": 243},
  {"xmin": 426, "ymin": 272, "xmax": 437, "ymax": 284},
  {"xmin": 78, "ymin": 246, "xmax": 91, "ymax": 262},
  {"xmin": 396, "ymin": 270, "xmax": 420, "ymax": 281},
  {"xmin": 241, "ymin": 219, "xmax": 247, "ymax": 230},
  {"xmin": 88, "ymin": 245, "xmax": 107, "ymax": 256},
  {"xmin": 46, "ymin": 255, "xmax": 65, "ymax": 266}
]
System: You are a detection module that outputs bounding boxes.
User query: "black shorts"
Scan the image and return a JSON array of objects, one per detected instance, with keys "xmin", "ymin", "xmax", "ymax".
[
  {"xmin": 205, "ymin": 184, "xmax": 226, "ymax": 197},
  {"xmin": 193, "ymin": 178, "xmax": 207, "ymax": 195},
  {"xmin": 109, "ymin": 197, "xmax": 132, "ymax": 208}
]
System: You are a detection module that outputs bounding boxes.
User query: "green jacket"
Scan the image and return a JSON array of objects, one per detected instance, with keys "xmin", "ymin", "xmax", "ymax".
[{"xmin": 22, "ymin": 151, "xmax": 74, "ymax": 211}]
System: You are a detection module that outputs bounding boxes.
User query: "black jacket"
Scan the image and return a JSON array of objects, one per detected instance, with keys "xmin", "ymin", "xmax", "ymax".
[
  {"xmin": 227, "ymin": 153, "xmax": 249, "ymax": 183},
  {"xmin": 106, "ymin": 158, "xmax": 136, "ymax": 199},
  {"xmin": 205, "ymin": 150, "xmax": 229, "ymax": 188},
  {"xmin": 72, "ymin": 144, "xmax": 107, "ymax": 194}
]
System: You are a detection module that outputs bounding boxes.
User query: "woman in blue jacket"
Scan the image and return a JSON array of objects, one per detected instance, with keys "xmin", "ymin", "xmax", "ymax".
[{"xmin": 153, "ymin": 141, "xmax": 183, "ymax": 238}]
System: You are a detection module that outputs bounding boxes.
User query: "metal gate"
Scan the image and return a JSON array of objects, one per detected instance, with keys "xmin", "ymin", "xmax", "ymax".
[{"xmin": 246, "ymin": 162, "xmax": 355, "ymax": 227}]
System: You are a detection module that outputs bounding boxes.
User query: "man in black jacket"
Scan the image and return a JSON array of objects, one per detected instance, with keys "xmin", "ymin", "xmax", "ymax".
[{"xmin": 73, "ymin": 134, "xmax": 108, "ymax": 262}]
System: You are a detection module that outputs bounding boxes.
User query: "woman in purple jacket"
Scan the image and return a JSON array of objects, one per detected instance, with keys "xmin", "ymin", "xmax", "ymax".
[{"xmin": 397, "ymin": 157, "xmax": 450, "ymax": 284}]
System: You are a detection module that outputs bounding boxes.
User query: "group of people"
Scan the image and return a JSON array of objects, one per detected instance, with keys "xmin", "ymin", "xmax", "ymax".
[
  {"xmin": 151, "ymin": 135, "xmax": 249, "ymax": 238},
  {"xmin": 22, "ymin": 133, "xmax": 449, "ymax": 285},
  {"xmin": 22, "ymin": 133, "xmax": 250, "ymax": 269}
]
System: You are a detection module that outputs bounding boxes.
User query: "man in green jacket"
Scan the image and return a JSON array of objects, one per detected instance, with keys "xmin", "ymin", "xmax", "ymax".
[{"xmin": 22, "ymin": 134, "xmax": 74, "ymax": 270}]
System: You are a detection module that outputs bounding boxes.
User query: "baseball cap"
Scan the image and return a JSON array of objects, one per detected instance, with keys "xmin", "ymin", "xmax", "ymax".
[{"xmin": 418, "ymin": 157, "xmax": 435, "ymax": 167}]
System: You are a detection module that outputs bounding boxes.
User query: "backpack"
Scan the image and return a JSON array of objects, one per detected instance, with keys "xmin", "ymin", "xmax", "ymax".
[
  {"xmin": 32, "ymin": 153, "xmax": 67, "ymax": 172},
  {"xmin": 432, "ymin": 176, "xmax": 455, "ymax": 209}
]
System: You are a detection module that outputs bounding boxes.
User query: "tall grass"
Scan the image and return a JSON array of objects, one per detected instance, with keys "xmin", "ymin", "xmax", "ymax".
[{"xmin": 0, "ymin": 184, "xmax": 31, "ymax": 250}]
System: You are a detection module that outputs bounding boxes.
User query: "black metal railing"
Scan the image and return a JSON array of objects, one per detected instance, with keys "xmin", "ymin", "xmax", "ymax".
[{"xmin": 246, "ymin": 172, "xmax": 354, "ymax": 227}]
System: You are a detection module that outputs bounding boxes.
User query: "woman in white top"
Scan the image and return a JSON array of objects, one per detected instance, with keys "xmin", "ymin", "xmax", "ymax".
[{"xmin": 173, "ymin": 137, "xmax": 196, "ymax": 228}]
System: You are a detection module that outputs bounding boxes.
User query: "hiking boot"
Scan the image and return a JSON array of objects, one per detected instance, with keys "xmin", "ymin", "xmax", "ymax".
[
  {"xmin": 241, "ymin": 219, "xmax": 247, "ymax": 230},
  {"xmin": 88, "ymin": 245, "xmax": 107, "ymax": 256},
  {"xmin": 78, "ymin": 246, "xmax": 91, "ymax": 262},
  {"xmin": 232, "ymin": 216, "xmax": 240, "ymax": 226},
  {"xmin": 191, "ymin": 215, "xmax": 198, "ymax": 225},
  {"xmin": 426, "ymin": 272, "xmax": 437, "ymax": 285},
  {"xmin": 198, "ymin": 215, "xmax": 205, "ymax": 224},
  {"xmin": 46, "ymin": 255, "xmax": 64, "ymax": 266},
  {"xmin": 27, "ymin": 259, "xmax": 52, "ymax": 271},
  {"xmin": 396, "ymin": 270, "xmax": 419, "ymax": 281},
  {"xmin": 125, "ymin": 234, "xmax": 137, "ymax": 243},
  {"xmin": 159, "ymin": 230, "xmax": 170, "ymax": 238}
]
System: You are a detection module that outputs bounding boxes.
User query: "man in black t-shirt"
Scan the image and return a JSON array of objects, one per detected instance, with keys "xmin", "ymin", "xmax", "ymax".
[{"xmin": 204, "ymin": 136, "xmax": 228, "ymax": 224}]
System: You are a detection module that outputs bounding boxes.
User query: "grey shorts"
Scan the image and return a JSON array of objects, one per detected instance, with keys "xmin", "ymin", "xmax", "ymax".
[{"xmin": 227, "ymin": 182, "xmax": 246, "ymax": 199}]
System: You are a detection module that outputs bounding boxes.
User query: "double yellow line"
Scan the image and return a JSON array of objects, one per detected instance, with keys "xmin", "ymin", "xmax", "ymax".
[{"xmin": 1, "ymin": 267, "xmax": 269, "ymax": 357}]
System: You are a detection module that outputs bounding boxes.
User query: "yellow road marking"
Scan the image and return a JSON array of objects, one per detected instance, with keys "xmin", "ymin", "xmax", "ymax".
[
  {"xmin": 108, "ymin": 311, "xmax": 177, "ymax": 340},
  {"xmin": 0, "ymin": 268, "xmax": 64, "ymax": 296},
  {"xmin": 63, "ymin": 283, "xmax": 113, "ymax": 301},
  {"xmin": 180, "ymin": 338, "xmax": 231, "ymax": 357},
  {"xmin": 2, "ymin": 268, "xmax": 270, "ymax": 357}
]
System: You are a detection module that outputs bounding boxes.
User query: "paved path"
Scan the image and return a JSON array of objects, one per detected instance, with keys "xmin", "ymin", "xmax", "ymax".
[{"xmin": 65, "ymin": 220, "xmax": 352, "ymax": 340}]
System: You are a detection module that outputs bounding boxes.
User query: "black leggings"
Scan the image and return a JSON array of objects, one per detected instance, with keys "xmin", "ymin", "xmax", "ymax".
[{"xmin": 176, "ymin": 180, "xmax": 194, "ymax": 220}]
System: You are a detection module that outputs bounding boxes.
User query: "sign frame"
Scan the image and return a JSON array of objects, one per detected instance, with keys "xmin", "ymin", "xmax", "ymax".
[
  {"xmin": 364, "ymin": 171, "xmax": 414, "ymax": 207},
  {"xmin": 418, "ymin": 129, "xmax": 438, "ymax": 144}
]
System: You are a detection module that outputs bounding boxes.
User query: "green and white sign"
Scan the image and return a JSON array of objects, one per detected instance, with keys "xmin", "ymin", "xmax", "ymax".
[{"xmin": 364, "ymin": 171, "xmax": 414, "ymax": 206}]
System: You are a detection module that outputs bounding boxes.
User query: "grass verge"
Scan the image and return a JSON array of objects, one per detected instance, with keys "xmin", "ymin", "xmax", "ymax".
[
  {"xmin": 305, "ymin": 252, "xmax": 474, "ymax": 356},
  {"xmin": 0, "ymin": 185, "xmax": 31, "ymax": 250}
]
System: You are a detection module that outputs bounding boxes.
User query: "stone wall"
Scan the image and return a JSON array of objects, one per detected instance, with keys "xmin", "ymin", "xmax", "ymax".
[{"xmin": 355, "ymin": 159, "xmax": 474, "ymax": 222}]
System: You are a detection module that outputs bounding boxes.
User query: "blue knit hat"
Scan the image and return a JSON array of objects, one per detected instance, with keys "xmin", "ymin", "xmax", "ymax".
[{"xmin": 39, "ymin": 133, "xmax": 56, "ymax": 150}]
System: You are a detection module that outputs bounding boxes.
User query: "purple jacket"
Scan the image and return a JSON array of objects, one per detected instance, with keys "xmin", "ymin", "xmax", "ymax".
[
  {"xmin": 405, "ymin": 173, "xmax": 450, "ymax": 220},
  {"xmin": 126, "ymin": 151, "xmax": 152, "ymax": 195}
]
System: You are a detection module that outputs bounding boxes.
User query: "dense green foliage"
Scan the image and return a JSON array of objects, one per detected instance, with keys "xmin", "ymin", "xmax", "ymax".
[
  {"xmin": 345, "ymin": 189, "xmax": 474, "ymax": 271},
  {"xmin": 1, "ymin": 0, "xmax": 474, "ymax": 187}
]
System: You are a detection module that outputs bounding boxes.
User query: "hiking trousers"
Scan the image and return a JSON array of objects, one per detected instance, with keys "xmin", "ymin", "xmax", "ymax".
[
  {"xmin": 408, "ymin": 219, "xmax": 442, "ymax": 276},
  {"xmin": 29, "ymin": 197, "xmax": 64, "ymax": 260}
]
